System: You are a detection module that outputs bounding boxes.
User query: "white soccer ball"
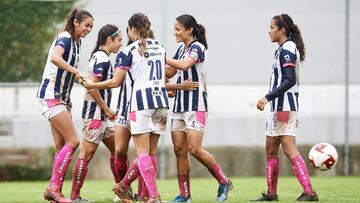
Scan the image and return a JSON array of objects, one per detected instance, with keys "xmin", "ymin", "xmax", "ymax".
[{"xmin": 309, "ymin": 143, "xmax": 338, "ymax": 171}]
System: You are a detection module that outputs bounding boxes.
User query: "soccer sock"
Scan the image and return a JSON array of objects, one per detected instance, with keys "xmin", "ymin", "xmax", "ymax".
[
  {"xmin": 70, "ymin": 158, "xmax": 89, "ymax": 200},
  {"xmin": 110, "ymin": 156, "xmax": 120, "ymax": 183},
  {"xmin": 138, "ymin": 153, "xmax": 159, "ymax": 198},
  {"xmin": 266, "ymin": 157, "xmax": 279, "ymax": 194},
  {"xmin": 208, "ymin": 163, "xmax": 229, "ymax": 184},
  {"xmin": 140, "ymin": 155, "xmax": 158, "ymax": 198},
  {"xmin": 291, "ymin": 154, "xmax": 314, "ymax": 194},
  {"xmin": 114, "ymin": 155, "xmax": 129, "ymax": 182},
  {"xmin": 178, "ymin": 175, "xmax": 191, "ymax": 198},
  {"xmin": 49, "ymin": 152, "xmax": 58, "ymax": 189},
  {"xmin": 51, "ymin": 144, "xmax": 74, "ymax": 189},
  {"xmin": 120, "ymin": 158, "xmax": 140, "ymax": 189}
]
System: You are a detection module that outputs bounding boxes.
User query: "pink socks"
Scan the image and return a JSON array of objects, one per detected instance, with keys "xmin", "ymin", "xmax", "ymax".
[
  {"xmin": 291, "ymin": 154, "xmax": 314, "ymax": 194},
  {"xmin": 70, "ymin": 158, "xmax": 89, "ymax": 200},
  {"xmin": 208, "ymin": 163, "xmax": 229, "ymax": 184},
  {"xmin": 266, "ymin": 157, "xmax": 280, "ymax": 194},
  {"xmin": 138, "ymin": 153, "xmax": 159, "ymax": 198},
  {"xmin": 50, "ymin": 145, "xmax": 74, "ymax": 190},
  {"xmin": 178, "ymin": 175, "xmax": 191, "ymax": 198}
]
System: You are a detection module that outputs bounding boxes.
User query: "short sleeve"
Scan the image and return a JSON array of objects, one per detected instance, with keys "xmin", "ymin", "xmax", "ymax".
[
  {"xmin": 187, "ymin": 44, "xmax": 205, "ymax": 63},
  {"xmin": 92, "ymin": 62, "xmax": 109, "ymax": 79},
  {"xmin": 115, "ymin": 51, "xmax": 133, "ymax": 69},
  {"xmin": 279, "ymin": 49, "xmax": 296, "ymax": 68},
  {"xmin": 55, "ymin": 36, "xmax": 71, "ymax": 50}
]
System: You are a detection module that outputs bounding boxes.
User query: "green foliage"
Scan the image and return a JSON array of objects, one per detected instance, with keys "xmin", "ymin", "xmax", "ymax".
[
  {"xmin": 0, "ymin": 0, "xmax": 74, "ymax": 82},
  {"xmin": 0, "ymin": 164, "xmax": 50, "ymax": 181}
]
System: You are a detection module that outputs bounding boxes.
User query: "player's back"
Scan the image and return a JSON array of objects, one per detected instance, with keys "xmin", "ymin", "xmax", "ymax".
[{"xmin": 117, "ymin": 38, "xmax": 168, "ymax": 112}]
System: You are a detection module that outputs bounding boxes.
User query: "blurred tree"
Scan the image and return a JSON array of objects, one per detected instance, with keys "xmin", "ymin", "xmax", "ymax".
[{"xmin": 0, "ymin": 0, "xmax": 74, "ymax": 82}]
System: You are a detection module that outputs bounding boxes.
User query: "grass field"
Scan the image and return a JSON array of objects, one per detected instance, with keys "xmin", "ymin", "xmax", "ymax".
[{"xmin": 0, "ymin": 176, "xmax": 359, "ymax": 203}]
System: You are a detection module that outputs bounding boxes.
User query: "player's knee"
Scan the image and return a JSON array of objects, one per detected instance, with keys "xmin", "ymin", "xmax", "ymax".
[
  {"xmin": 115, "ymin": 149, "xmax": 128, "ymax": 158},
  {"xmin": 188, "ymin": 147, "xmax": 201, "ymax": 158},
  {"xmin": 173, "ymin": 145, "xmax": 187, "ymax": 156}
]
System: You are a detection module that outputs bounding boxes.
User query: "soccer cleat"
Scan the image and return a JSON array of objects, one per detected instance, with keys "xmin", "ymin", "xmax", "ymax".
[
  {"xmin": 250, "ymin": 192, "xmax": 279, "ymax": 201},
  {"xmin": 113, "ymin": 183, "xmax": 132, "ymax": 203},
  {"xmin": 43, "ymin": 188, "xmax": 72, "ymax": 203},
  {"xmin": 71, "ymin": 197, "xmax": 94, "ymax": 202},
  {"xmin": 215, "ymin": 180, "xmax": 233, "ymax": 202},
  {"xmin": 169, "ymin": 195, "xmax": 192, "ymax": 202},
  {"xmin": 146, "ymin": 196, "xmax": 162, "ymax": 203},
  {"xmin": 296, "ymin": 192, "xmax": 319, "ymax": 201}
]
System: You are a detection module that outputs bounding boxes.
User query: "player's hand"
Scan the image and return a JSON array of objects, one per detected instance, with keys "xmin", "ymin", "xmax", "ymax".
[
  {"xmin": 75, "ymin": 70, "xmax": 87, "ymax": 82},
  {"xmin": 105, "ymin": 108, "xmax": 116, "ymax": 121},
  {"xmin": 257, "ymin": 96, "xmax": 268, "ymax": 111},
  {"xmin": 168, "ymin": 90, "xmax": 175, "ymax": 98},
  {"xmin": 82, "ymin": 78, "xmax": 94, "ymax": 89},
  {"xmin": 180, "ymin": 79, "xmax": 199, "ymax": 91}
]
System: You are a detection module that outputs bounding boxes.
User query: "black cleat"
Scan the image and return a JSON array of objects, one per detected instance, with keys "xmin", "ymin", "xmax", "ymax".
[
  {"xmin": 296, "ymin": 192, "xmax": 319, "ymax": 201},
  {"xmin": 250, "ymin": 192, "xmax": 279, "ymax": 201}
]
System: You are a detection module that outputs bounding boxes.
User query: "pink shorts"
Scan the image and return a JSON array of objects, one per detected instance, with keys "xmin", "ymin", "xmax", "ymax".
[{"xmin": 171, "ymin": 111, "xmax": 207, "ymax": 132}]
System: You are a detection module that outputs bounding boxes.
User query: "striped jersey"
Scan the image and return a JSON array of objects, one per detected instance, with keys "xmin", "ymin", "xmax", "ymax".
[
  {"xmin": 116, "ymin": 73, "xmax": 132, "ymax": 119},
  {"xmin": 82, "ymin": 50, "xmax": 113, "ymax": 120},
  {"xmin": 268, "ymin": 40, "xmax": 300, "ymax": 112},
  {"xmin": 173, "ymin": 41, "xmax": 208, "ymax": 113},
  {"xmin": 115, "ymin": 38, "xmax": 169, "ymax": 112},
  {"xmin": 36, "ymin": 31, "xmax": 81, "ymax": 107}
]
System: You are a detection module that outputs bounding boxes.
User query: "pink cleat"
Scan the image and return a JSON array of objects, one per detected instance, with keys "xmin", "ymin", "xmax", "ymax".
[
  {"xmin": 112, "ymin": 183, "xmax": 132, "ymax": 203},
  {"xmin": 44, "ymin": 188, "xmax": 72, "ymax": 203}
]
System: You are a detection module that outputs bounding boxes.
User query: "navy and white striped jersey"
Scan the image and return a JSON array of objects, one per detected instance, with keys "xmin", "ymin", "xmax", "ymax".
[
  {"xmin": 115, "ymin": 38, "xmax": 169, "ymax": 112},
  {"xmin": 82, "ymin": 50, "xmax": 113, "ymax": 120},
  {"xmin": 36, "ymin": 31, "xmax": 81, "ymax": 107},
  {"xmin": 267, "ymin": 40, "xmax": 300, "ymax": 112},
  {"xmin": 173, "ymin": 41, "xmax": 208, "ymax": 113},
  {"xmin": 116, "ymin": 73, "xmax": 132, "ymax": 119}
]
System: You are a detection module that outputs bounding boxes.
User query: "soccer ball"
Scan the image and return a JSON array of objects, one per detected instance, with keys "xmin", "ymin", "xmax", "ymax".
[{"xmin": 308, "ymin": 143, "xmax": 338, "ymax": 171}]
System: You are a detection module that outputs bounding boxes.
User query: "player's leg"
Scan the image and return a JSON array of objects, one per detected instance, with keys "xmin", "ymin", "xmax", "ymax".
[
  {"xmin": 113, "ymin": 125, "xmax": 131, "ymax": 183},
  {"xmin": 186, "ymin": 129, "xmax": 232, "ymax": 202},
  {"xmin": 251, "ymin": 136, "xmax": 280, "ymax": 201},
  {"xmin": 70, "ymin": 139, "xmax": 99, "ymax": 200},
  {"xmin": 170, "ymin": 130, "xmax": 191, "ymax": 202},
  {"xmin": 280, "ymin": 135, "xmax": 318, "ymax": 201},
  {"xmin": 44, "ymin": 108, "xmax": 80, "ymax": 202}
]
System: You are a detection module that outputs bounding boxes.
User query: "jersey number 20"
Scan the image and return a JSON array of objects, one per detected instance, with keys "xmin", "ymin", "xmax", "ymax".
[{"xmin": 148, "ymin": 59, "xmax": 162, "ymax": 81}]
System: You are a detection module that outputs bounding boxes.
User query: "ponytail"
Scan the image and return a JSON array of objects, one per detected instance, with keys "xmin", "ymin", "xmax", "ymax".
[
  {"xmin": 64, "ymin": 9, "xmax": 93, "ymax": 38},
  {"xmin": 195, "ymin": 24, "xmax": 208, "ymax": 49},
  {"xmin": 274, "ymin": 14, "xmax": 305, "ymax": 61}
]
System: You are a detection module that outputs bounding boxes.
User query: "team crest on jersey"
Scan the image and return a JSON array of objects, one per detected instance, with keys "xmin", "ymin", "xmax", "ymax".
[
  {"xmin": 284, "ymin": 54, "xmax": 291, "ymax": 62},
  {"xmin": 57, "ymin": 41, "xmax": 65, "ymax": 46},
  {"xmin": 117, "ymin": 58, "xmax": 122, "ymax": 65}
]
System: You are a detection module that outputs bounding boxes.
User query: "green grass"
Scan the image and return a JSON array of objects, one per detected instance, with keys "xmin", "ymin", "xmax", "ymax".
[{"xmin": 0, "ymin": 177, "xmax": 359, "ymax": 202}]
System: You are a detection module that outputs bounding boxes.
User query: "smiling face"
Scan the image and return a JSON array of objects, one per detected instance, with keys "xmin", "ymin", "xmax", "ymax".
[
  {"xmin": 108, "ymin": 33, "xmax": 122, "ymax": 54},
  {"xmin": 173, "ymin": 20, "xmax": 193, "ymax": 43},
  {"xmin": 74, "ymin": 16, "xmax": 94, "ymax": 39}
]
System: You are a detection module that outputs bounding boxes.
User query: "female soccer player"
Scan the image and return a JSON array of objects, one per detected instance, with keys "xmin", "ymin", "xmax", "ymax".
[
  {"xmin": 253, "ymin": 14, "xmax": 318, "ymax": 201},
  {"xmin": 36, "ymin": 9, "xmax": 93, "ymax": 203},
  {"xmin": 166, "ymin": 14, "xmax": 232, "ymax": 202},
  {"xmin": 83, "ymin": 13, "xmax": 167, "ymax": 203},
  {"xmin": 69, "ymin": 24, "xmax": 122, "ymax": 202}
]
